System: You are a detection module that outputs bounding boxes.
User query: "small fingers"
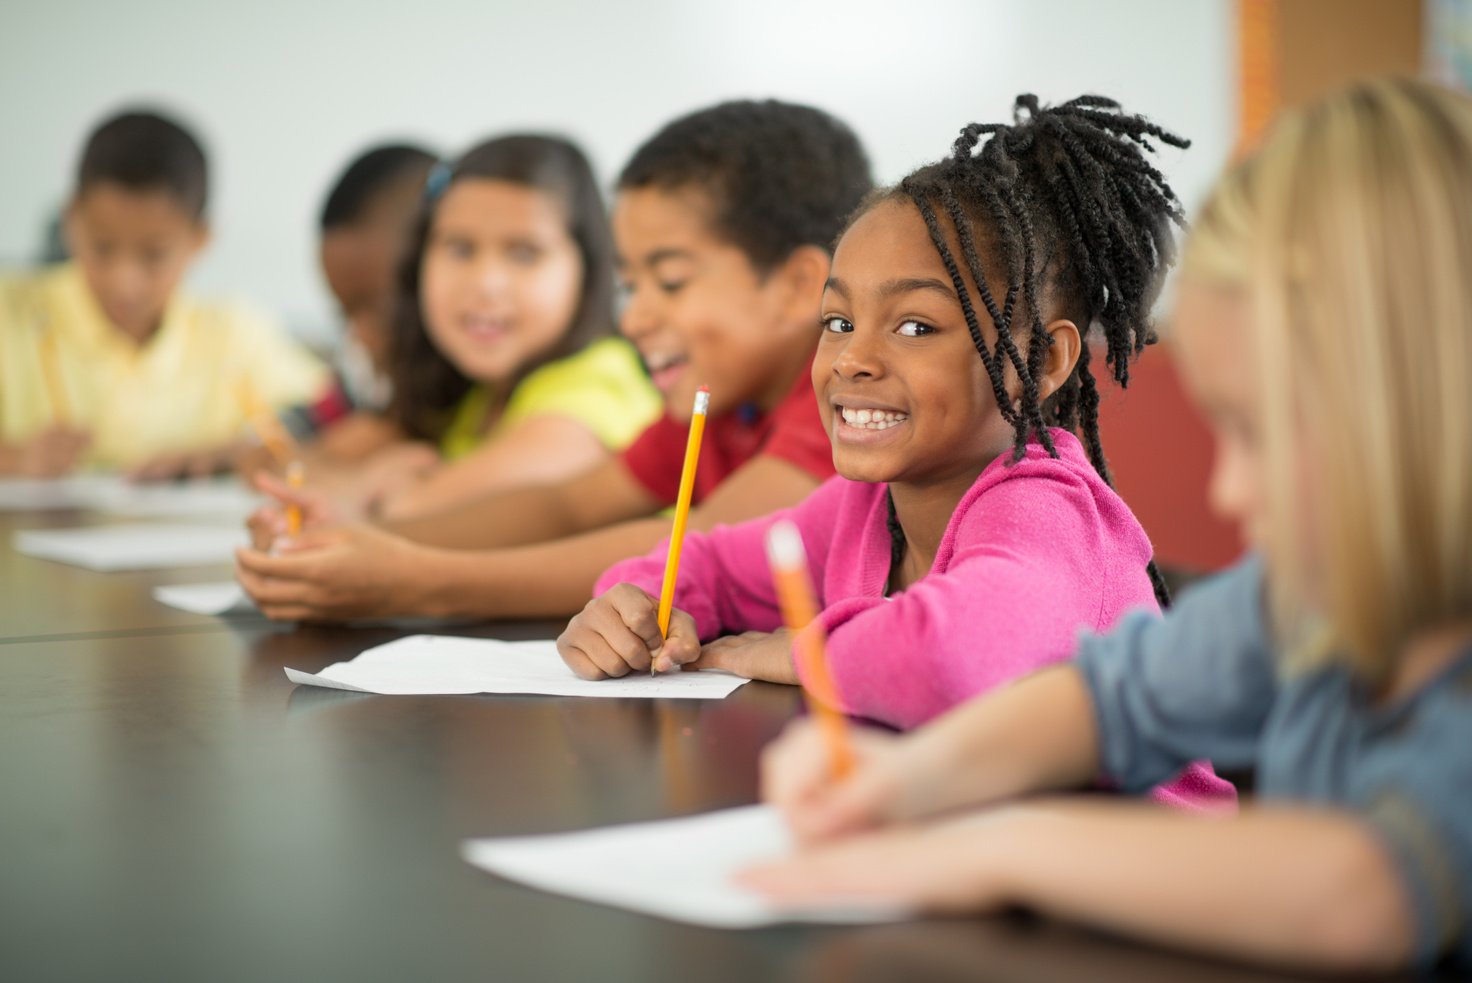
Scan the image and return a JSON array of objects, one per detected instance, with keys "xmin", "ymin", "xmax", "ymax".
[
  {"xmin": 604, "ymin": 583, "xmax": 664, "ymax": 650},
  {"xmin": 654, "ymin": 609, "xmax": 702, "ymax": 673},
  {"xmin": 559, "ymin": 642, "xmax": 611, "ymax": 681}
]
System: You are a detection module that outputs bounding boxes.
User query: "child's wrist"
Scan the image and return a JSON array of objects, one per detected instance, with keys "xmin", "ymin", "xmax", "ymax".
[
  {"xmin": 898, "ymin": 728, "xmax": 976, "ymax": 821},
  {"xmin": 406, "ymin": 544, "xmax": 454, "ymax": 618}
]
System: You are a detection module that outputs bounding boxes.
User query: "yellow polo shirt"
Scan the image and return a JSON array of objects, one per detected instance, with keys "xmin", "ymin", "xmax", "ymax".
[
  {"xmin": 0, "ymin": 263, "xmax": 328, "ymax": 469},
  {"xmin": 439, "ymin": 337, "xmax": 660, "ymax": 460}
]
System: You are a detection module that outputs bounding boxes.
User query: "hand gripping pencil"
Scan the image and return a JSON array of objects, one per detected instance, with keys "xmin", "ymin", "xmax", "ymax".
[
  {"xmin": 653, "ymin": 386, "xmax": 709, "ymax": 674},
  {"xmin": 767, "ymin": 519, "xmax": 854, "ymax": 779},
  {"xmin": 236, "ymin": 377, "xmax": 299, "ymax": 467},
  {"xmin": 284, "ymin": 459, "xmax": 305, "ymax": 538},
  {"xmin": 237, "ymin": 376, "xmax": 304, "ymax": 539}
]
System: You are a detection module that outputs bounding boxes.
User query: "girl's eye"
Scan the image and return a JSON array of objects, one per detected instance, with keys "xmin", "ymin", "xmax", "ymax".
[
  {"xmin": 897, "ymin": 320, "xmax": 935, "ymax": 337},
  {"xmin": 507, "ymin": 242, "xmax": 543, "ymax": 264},
  {"xmin": 656, "ymin": 279, "xmax": 688, "ymax": 295},
  {"xmin": 821, "ymin": 316, "xmax": 853, "ymax": 334},
  {"xmin": 442, "ymin": 237, "xmax": 474, "ymax": 260}
]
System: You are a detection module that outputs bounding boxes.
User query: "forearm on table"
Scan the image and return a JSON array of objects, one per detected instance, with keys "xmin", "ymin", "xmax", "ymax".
[
  {"xmin": 987, "ymin": 800, "xmax": 1413, "ymax": 973},
  {"xmin": 382, "ymin": 483, "xmax": 589, "ymax": 550},
  {"xmin": 411, "ymin": 517, "xmax": 677, "ymax": 620},
  {"xmin": 306, "ymin": 414, "xmax": 404, "ymax": 463},
  {"xmin": 900, "ymin": 665, "xmax": 1103, "ymax": 818}
]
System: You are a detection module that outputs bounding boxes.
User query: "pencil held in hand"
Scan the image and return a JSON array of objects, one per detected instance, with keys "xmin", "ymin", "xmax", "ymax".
[
  {"xmin": 654, "ymin": 385, "xmax": 710, "ymax": 674},
  {"xmin": 767, "ymin": 519, "xmax": 853, "ymax": 779},
  {"xmin": 237, "ymin": 377, "xmax": 298, "ymax": 466},
  {"xmin": 285, "ymin": 460, "xmax": 305, "ymax": 538}
]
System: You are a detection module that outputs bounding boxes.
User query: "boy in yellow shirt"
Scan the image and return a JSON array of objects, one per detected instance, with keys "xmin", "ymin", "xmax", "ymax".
[{"xmin": 0, "ymin": 109, "xmax": 327, "ymax": 476}]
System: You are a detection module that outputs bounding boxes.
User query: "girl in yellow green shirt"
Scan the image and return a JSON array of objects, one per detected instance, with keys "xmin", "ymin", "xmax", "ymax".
[{"xmin": 316, "ymin": 135, "xmax": 659, "ymax": 521}]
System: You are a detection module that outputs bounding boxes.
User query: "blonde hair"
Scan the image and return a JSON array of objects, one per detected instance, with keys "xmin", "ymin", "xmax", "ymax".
[{"xmin": 1183, "ymin": 78, "xmax": 1472, "ymax": 681}]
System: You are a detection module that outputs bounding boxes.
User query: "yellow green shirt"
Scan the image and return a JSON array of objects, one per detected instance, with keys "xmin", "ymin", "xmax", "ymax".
[
  {"xmin": 0, "ymin": 263, "xmax": 328, "ymax": 469},
  {"xmin": 439, "ymin": 336, "xmax": 660, "ymax": 460}
]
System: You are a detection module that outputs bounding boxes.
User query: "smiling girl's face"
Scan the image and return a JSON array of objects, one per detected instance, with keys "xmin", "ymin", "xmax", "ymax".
[
  {"xmin": 813, "ymin": 199, "xmax": 1021, "ymax": 489},
  {"xmin": 419, "ymin": 178, "xmax": 584, "ymax": 386}
]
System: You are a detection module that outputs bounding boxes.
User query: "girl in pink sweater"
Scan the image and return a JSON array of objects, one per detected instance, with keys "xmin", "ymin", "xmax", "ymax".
[{"xmin": 558, "ymin": 95, "xmax": 1231, "ymax": 807}]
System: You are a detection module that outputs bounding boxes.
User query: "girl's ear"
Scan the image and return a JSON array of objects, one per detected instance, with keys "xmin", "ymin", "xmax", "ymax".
[{"xmin": 1037, "ymin": 318, "xmax": 1082, "ymax": 402}]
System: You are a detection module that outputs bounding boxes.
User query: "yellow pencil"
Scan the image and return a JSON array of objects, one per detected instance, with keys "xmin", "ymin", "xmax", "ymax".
[
  {"xmin": 654, "ymin": 385, "xmax": 710, "ymax": 674},
  {"xmin": 236, "ymin": 377, "xmax": 298, "ymax": 466},
  {"xmin": 285, "ymin": 459, "xmax": 305, "ymax": 538},
  {"xmin": 39, "ymin": 330, "xmax": 71, "ymax": 426},
  {"xmin": 767, "ymin": 519, "xmax": 854, "ymax": 779}
]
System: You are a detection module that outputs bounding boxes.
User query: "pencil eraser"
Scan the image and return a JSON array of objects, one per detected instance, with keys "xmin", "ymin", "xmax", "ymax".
[{"xmin": 766, "ymin": 519, "xmax": 805, "ymax": 570}]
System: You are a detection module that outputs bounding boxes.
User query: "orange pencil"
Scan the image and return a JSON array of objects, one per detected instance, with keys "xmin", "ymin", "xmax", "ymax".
[
  {"xmin": 285, "ymin": 460, "xmax": 305, "ymax": 537},
  {"xmin": 236, "ymin": 377, "xmax": 297, "ymax": 465},
  {"xmin": 654, "ymin": 385, "xmax": 710, "ymax": 674},
  {"xmin": 39, "ymin": 330, "xmax": 71, "ymax": 426},
  {"xmin": 766, "ymin": 519, "xmax": 853, "ymax": 779}
]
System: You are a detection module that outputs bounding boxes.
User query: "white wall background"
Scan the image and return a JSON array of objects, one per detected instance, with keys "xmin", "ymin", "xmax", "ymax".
[{"xmin": 0, "ymin": 0, "xmax": 1233, "ymax": 342}]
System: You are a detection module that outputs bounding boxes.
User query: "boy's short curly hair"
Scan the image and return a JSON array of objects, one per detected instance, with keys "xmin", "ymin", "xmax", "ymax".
[
  {"xmin": 319, "ymin": 143, "xmax": 436, "ymax": 232},
  {"xmin": 77, "ymin": 109, "xmax": 208, "ymax": 218},
  {"xmin": 618, "ymin": 99, "xmax": 873, "ymax": 269}
]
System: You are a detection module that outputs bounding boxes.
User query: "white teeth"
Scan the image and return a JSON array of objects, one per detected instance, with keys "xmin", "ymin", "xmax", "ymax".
[{"xmin": 839, "ymin": 406, "xmax": 909, "ymax": 431}]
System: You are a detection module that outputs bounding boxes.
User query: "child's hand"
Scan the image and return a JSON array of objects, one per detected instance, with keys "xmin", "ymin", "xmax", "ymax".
[
  {"xmin": 761, "ymin": 718, "xmax": 918, "ymax": 844},
  {"xmin": 245, "ymin": 471, "xmax": 343, "ymax": 551},
  {"xmin": 693, "ymin": 629, "xmax": 800, "ymax": 684},
  {"xmin": 737, "ymin": 809, "xmax": 1024, "ymax": 916},
  {"xmin": 557, "ymin": 583, "xmax": 701, "ymax": 678},
  {"xmin": 297, "ymin": 443, "xmax": 440, "ymax": 522},
  {"xmin": 234, "ymin": 521, "xmax": 427, "ymax": 622},
  {"xmin": 128, "ymin": 441, "xmax": 247, "ymax": 482},
  {"xmin": 13, "ymin": 427, "xmax": 90, "ymax": 477},
  {"xmin": 348, "ymin": 442, "xmax": 441, "ymax": 514}
]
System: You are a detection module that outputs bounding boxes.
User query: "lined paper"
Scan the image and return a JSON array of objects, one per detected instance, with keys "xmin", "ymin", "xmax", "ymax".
[
  {"xmin": 462, "ymin": 805, "xmax": 910, "ymax": 928},
  {"xmin": 14, "ymin": 523, "xmax": 246, "ymax": 571},
  {"xmin": 0, "ymin": 476, "xmax": 259, "ymax": 518},
  {"xmin": 285, "ymin": 634, "xmax": 750, "ymax": 699},
  {"xmin": 152, "ymin": 581, "xmax": 254, "ymax": 615}
]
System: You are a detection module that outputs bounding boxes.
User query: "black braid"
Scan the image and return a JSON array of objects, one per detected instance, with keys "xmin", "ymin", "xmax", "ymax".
[
  {"xmin": 885, "ymin": 489, "xmax": 905, "ymax": 589},
  {"xmin": 877, "ymin": 94, "xmax": 1187, "ymax": 608}
]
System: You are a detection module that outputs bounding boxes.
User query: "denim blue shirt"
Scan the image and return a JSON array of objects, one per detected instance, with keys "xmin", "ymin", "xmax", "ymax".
[{"xmin": 1076, "ymin": 557, "xmax": 1472, "ymax": 970}]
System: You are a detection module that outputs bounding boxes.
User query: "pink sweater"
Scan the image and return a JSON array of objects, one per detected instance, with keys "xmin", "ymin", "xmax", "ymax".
[{"xmin": 597, "ymin": 429, "xmax": 1235, "ymax": 810}]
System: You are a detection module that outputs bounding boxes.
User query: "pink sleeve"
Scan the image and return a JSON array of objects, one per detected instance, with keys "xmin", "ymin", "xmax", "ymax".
[
  {"xmin": 800, "ymin": 467, "xmax": 1150, "ymax": 730},
  {"xmin": 592, "ymin": 476, "xmax": 852, "ymax": 639}
]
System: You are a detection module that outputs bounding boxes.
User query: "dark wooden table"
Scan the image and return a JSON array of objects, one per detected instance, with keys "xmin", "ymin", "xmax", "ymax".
[{"xmin": 0, "ymin": 507, "xmax": 1423, "ymax": 981}]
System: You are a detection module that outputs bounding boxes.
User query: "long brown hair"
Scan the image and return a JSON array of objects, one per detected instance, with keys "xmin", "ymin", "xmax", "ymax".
[{"xmin": 387, "ymin": 134, "xmax": 615, "ymax": 442}]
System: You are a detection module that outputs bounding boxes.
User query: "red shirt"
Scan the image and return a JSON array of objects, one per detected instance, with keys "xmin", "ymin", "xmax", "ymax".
[{"xmin": 619, "ymin": 367, "xmax": 834, "ymax": 506}]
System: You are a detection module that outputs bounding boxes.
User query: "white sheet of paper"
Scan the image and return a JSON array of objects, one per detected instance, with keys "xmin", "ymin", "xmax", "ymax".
[
  {"xmin": 14, "ymin": 523, "xmax": 247, "ymax": 571},
  {"xmin": 84, "ymin": 479, "xmax": 261, "ymax": 519},
  {"xmin": 462, "ymin": 805, "xmax": 910, "ymax": 928},
  {"xmin": 284, "ymin": 634, "xmax": 751, "ymax": 699},
  {"xmin": 0, "ymin": 475, "xmax": 260, "ymax": 518},
  {"xmin": 0, "ymin": 476, "xmax": 117, "ymax": 511},
  {"xmin": 152, "ymin": 581, "xmax": 254, "ymax": 615}
]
